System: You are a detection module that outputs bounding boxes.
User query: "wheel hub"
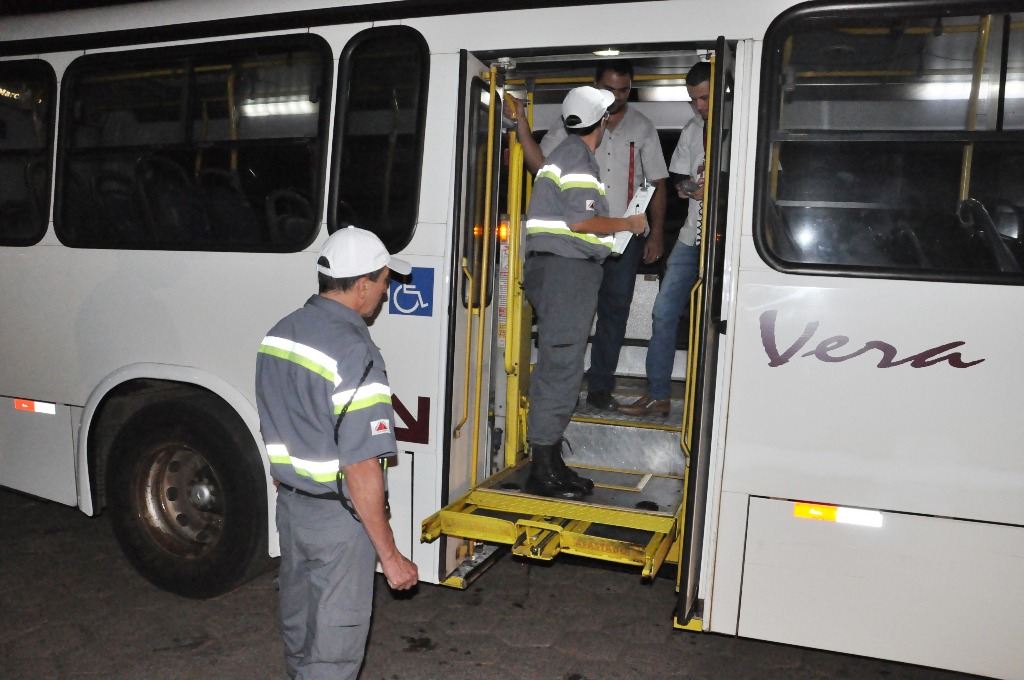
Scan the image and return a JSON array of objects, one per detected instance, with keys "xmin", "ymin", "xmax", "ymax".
[{"xmin": 136, "ymin": 442, "xmax": 226, "ymax": 558}]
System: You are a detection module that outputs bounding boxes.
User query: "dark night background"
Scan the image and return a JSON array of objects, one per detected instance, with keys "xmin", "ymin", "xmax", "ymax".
[{"xmin": 0, "ymin": 0, "xmax": 154, "ymax": 16}]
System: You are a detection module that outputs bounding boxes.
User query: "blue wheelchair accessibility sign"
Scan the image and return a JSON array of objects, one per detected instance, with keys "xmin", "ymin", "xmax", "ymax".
[{"xmin": 389, "ymin": 267, "xmax": 434, "ymax": 317}]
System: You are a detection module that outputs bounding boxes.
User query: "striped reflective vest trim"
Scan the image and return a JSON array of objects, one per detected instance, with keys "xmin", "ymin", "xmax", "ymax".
[{"xmin": 526, "ymin": 163, "xmax": 615, "ymax": 249}]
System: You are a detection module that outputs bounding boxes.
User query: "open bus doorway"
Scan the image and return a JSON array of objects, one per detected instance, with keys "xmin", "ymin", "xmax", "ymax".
[{"xmin": 424, "ymin": 41, "xmax": 735, "ymax": 624}]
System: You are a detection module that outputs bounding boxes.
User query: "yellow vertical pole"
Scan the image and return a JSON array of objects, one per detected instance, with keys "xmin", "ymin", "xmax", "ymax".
[{"xmin": 960, "ymin": 15, "xmax": 992, "ymax": 201}]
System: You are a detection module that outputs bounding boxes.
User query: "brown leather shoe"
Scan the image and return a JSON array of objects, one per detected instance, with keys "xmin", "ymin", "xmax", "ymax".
[{"xmin": 618, "ymin": 395, "xmax": 671, "ymax": 416}]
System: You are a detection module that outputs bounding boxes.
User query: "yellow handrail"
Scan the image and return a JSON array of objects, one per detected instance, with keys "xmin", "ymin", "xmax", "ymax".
[
  {"xmin": 451, "ymin": 257, "xmax": 477, "ymax": 439},
  {"xmin": 960, "ymin": 15, "xmax": 992, "ymax": 202}
]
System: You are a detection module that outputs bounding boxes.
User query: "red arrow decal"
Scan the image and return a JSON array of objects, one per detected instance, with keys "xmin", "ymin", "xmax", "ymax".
[{"xmin": 393, "ymin": 395, "xmax": 430, "ymax": 445}]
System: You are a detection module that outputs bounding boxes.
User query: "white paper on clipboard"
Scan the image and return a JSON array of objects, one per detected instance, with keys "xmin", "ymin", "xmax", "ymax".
[{"xmin": 610, "ymin": 183, "xmax": 655, "ymax": 255}]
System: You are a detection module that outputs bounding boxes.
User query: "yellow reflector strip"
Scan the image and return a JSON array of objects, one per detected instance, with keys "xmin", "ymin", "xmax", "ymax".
[
  {"xmin": 794, "ymin": 503, "xmax": 837, "ymax": 521},
  {"xmin": 794, "ymin": 502, "xmax": 883, "ymax": 528}
]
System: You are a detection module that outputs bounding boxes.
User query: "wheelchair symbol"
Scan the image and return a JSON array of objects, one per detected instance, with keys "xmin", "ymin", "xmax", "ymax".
[
  {"xmin": 392, "ymin": 284, "xmax": 429, "ymax": 314},
  {"xmin": 389, "ymin": 267, "xmax": 434, "ymax": 317}
]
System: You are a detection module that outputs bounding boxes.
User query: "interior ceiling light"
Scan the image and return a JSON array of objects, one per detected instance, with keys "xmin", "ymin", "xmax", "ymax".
[{"xmin": 593, "ymin": 48, "xmax": 620, "ymax": 57}]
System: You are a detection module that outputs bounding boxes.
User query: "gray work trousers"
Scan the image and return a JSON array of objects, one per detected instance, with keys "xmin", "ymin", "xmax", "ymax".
[
  {"xmin": 276, "ymin": 487, "xmax": 376, "ymax": 680},
  {"xmin": 523, "ymin": 253, "xmax": 603, "ymax": 445}
]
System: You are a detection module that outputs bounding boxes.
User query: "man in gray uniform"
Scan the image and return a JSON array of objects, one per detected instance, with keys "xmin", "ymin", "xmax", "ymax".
[
  {"xmin": 522, "ymin": 86, "xmax": 648, "ymax": 500},
  {"xmin": 256, "ymin": 226, "xmax": 418, "ymax": 680},
  {"xmin": 508, "ymin": 60, "xmax": 668, "ymax": 412}
]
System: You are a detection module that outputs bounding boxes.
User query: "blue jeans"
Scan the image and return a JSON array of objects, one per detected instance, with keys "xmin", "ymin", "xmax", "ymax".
[
  {"xmin": 646, "ymin": 241, "xmax": 700, "ymax": 400},
  {"xmin": 586, "ymin": 235, "xmax": 645, "ymax": 393}
]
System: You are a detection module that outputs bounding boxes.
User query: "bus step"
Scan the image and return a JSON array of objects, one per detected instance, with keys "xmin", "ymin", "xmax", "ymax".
[{"xmin": 561, "ymin": 418, "xmax": 686, "ymax": 477}]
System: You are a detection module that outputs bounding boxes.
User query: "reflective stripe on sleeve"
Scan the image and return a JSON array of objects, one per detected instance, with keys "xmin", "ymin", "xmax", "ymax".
[
  {"xmin": 258, "ymin": 336, "xmax": 341, "ymax": 387},
  {"xmin": 332, "ymin": 381, "xmax": 392, "ymax": 414},
  {"xmin": 536, "ymin": 164, "xmax": 562, "ymax": 184},
  {"xmin": 560, "ymin": 172, "xmax": 606, "ymax": 194},
  {"xmin": 535, "ymin": 164, "xmax": 606, "ymax": 195}
]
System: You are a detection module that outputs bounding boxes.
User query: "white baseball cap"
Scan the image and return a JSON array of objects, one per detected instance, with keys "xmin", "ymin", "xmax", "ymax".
[
  {"xmin": 317, "ymin": 226, "xmax": 412, "ymax": 278},
  {"xmin": 562, "ymin": 86, "xmax": 615, "ymax": 129}
]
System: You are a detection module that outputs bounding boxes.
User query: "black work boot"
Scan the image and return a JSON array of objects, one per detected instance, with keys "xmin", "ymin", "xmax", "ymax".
[
  {"xmin": 553, "ymin": 439, "xmax": 594, "ymax": 495},
  {"xmin": 585, "ymin": 389, "xmax": 619, "ymax": 412},
  {"xmin": 525, "ymin": 444, "xmax": 584, "ymax": 500}
]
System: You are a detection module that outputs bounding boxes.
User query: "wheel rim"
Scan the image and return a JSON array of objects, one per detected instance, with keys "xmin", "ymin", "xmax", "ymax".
[{"xmin": 133, "ymin": 441, "xmax": 226, "ymax": 558}]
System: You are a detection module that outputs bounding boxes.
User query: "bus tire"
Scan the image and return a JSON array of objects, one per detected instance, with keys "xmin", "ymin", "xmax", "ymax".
[{"xmin": 107, "ymin": 402, "xmax": 270, "ymax": 599}]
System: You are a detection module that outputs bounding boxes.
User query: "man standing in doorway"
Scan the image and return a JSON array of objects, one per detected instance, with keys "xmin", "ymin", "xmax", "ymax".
[
  {"xmin": 520, "ymin": 86, "xmax": 648, "ymax": 499},
  {"xmin": 620, "ymin": 60, "xmax": 711, "ymax": 417},
  {"xmin": 508, "ymin": 60, "xmax": 668, "ymax": 412},
  {"xmin": 255, "ymin": 226, "xmax": 419, "ymax": 680}
]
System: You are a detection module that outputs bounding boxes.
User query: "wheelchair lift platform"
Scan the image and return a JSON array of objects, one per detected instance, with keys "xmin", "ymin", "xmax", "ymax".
[{"xmin": 421, "ymin": 458, "xmax": 685, "ymax": 579}]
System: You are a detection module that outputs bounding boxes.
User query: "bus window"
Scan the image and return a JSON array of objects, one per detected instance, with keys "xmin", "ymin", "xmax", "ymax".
[
  {"xmin": 56, "ymin": 35, "xmax": 331, "ymax": 251},
  {"xmin": 759, "ymin": 8, "xmax": 1024, "ymax": 282},
  {"xmin": 0, "ymin": 60, "xmax": 55, "ymax": 247},
  {"xmin": 331, "ymin": 26, "xmax": 428, "ymax": 252}
]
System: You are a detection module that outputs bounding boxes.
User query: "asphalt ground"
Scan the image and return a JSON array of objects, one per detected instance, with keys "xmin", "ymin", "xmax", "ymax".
[{"xmin": 0, "ymin": 488, "xmax": 984, "ymax": 680}]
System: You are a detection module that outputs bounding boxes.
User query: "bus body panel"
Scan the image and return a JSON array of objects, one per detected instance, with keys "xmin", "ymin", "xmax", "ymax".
[
  {"xmin": 726, "ymin": 270, "xmax": 1024, "ymax": 526},
  {"xmin": 0, "ymin": 396, "xmax": 76, "ymax": 506},
  {"xmin": 1, "ymin": 1, "xmax": 794, "ymax": 51},
  {"xmin": 740, "ymin": 496, "xmax": 1024, "ymax": 679},
  {"xmin": 0, "ymin": 248, "xmax": 311, "ymax": 407}
]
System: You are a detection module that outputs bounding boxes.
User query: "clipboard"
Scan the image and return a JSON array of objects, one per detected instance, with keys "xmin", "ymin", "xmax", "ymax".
[{"xmin": 610, "ymin": 182, "xmax": 655, "ymax": 255}]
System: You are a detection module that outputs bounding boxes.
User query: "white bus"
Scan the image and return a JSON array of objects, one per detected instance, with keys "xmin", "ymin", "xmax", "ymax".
[{"xmin": 1, "ymin": 0, "xmax": 1022, "ymax": 677}]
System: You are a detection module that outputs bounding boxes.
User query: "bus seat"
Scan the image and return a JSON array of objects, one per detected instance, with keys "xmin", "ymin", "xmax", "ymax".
[
  {"xmin": 0, "ymin": 199, "xmax": 35, "ymax": 240},
  {"xmin": 136, "ymin": 155, "xmax": 210, "ymax": 245},
  {"xmin": 100, "ymin": 110, "xmax": 143, "ymax": 146},
  {"xmin": 197, "ymin": 168, "xmax": 257, "ymax": 242},
  {"xmin": 93, "ymin": 171, "xmax": 149, "ymax": 242},
  {"xmin": 265, "ymin": 189, "xmax": 314, "ymax": 244},
  {"xmin": 25, "ymin": 159, "xmax": 49, "ymax": 230}
]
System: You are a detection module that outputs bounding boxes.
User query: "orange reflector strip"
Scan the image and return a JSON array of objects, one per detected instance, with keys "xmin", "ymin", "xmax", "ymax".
[
  {"xmin": 794, "ymin": 502, "xmax": 884, "ymax": 528},
  {"xmin": 13, "ymin": 399, "xmax": 56, "ymax": 415},
  {"xmin": 794, "ymin": 503, "xmax": 837, "ymax": 522}
]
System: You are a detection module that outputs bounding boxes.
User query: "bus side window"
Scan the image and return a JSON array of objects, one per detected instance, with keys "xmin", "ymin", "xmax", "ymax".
[
  {"xmin": 330, "ymin": 26, "xmax": 429, "ymax": 253},
  {"xmin": 759, "ymin": 10, "xmax": 1024, "ymax": 283},
  {"xmin": 0, "ymin": 60, "xmax": 56, "ymax": 247},
  {"xmin": 56, "ymin": 35, "xmax": 332, "ymax": 252}
]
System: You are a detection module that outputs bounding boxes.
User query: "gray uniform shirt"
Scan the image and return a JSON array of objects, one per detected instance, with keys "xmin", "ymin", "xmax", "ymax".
[
  {"xmin": 542, "ymin": 106, "xmax": 668, "ymax": 217},
  {"xmin": 256, "ymin": 294, "xmax": 397, "ymax": 496},
  {"xmin": 525, "ymin": 135, "xmax": 613, "ymax": 261}
]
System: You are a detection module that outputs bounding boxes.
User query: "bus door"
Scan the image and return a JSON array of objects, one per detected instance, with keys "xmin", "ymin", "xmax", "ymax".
[
  {"xmin": 424, "ymin": 45, "xmax": 735, "ymax": 593},
  {"xmin": 675, "ymin": 38, "xmax": 734, "ymax": 629},
  {"xmin": 433, "ymin": 51, "xmax": 509, "ymax": 585}
]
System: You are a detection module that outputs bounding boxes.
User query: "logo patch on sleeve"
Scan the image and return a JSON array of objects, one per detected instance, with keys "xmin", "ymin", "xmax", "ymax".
[
  {"xmin": 585, "ymin": 199, "xmax": 595, "ymax": 211},
  {"xmin": 371, "ymin": 419, "xmax": 392, "ymax": 435}
]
